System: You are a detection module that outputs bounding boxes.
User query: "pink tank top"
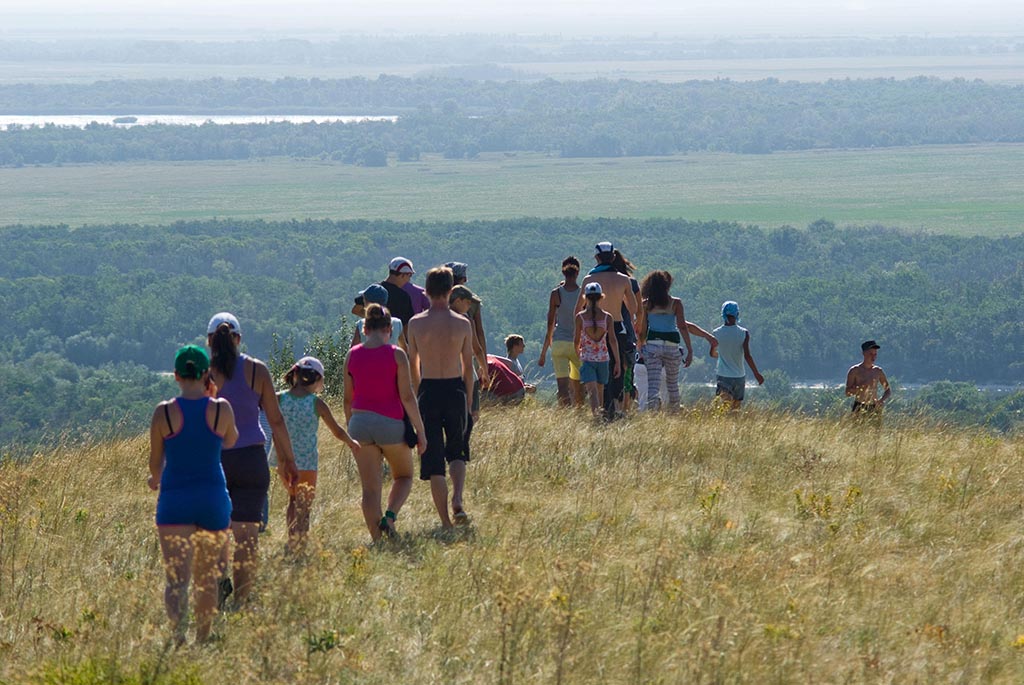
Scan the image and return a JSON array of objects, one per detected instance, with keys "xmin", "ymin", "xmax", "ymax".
[{"xmin": 347, "ymin": 344, "xmax": 404, "ymax": 420}]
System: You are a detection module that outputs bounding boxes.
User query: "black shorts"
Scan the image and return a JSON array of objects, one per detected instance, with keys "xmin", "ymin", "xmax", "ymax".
[
  {"xmin": 417, "ymin": 378, "xmax": 468, "ymax": 480},
  {"xmin": 220, "ymin": 444, "xmax": 270, "ymax": 523}
]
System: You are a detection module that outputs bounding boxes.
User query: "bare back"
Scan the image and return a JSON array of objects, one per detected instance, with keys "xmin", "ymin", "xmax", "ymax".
[
  {"xmin": 577, "ymin": 271, "xmax": 633, "ymax": 322},
  {"xmin": 408, "ymin": 307, "xmax": 474, "ymax": 380}
]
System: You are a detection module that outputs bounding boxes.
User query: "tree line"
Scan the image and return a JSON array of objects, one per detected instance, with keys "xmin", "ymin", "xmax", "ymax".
[
  {"xmin": 3, "ymin": 77, "xmax": 1024, "ymax": 165},
  {"xmin": 1, "ymin": 216, "xmax": 1021, "ymax": 449},
  {"xmin": 1, "ymin": 35, "xmax": 1020, "ymax": 66}
]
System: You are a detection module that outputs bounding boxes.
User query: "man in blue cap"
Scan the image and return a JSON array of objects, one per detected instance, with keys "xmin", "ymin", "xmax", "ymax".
[{"xmin": 712, "ymin": 300, "xmax": 764, "ymax": 410}]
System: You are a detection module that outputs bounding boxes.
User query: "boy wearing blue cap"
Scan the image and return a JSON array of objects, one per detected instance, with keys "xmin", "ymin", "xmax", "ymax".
[{"xmin": 712, "ymin": 301, "xmax": 764, "ymax": 410}]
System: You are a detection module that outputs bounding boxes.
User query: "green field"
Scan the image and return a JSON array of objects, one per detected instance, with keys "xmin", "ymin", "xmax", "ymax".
[
  {"xmin": 3, "ymin": 144, "xmax": 1023, "ymax": 234},
  {"xmin": 3, "ymin": 53, "xmax": 1024, "ymax": 84}
]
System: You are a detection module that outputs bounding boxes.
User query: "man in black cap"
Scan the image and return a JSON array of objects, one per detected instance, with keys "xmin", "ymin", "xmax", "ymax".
[{"xmin": 845, "ymin": 340, "xmax": 891, "ymax": 422}]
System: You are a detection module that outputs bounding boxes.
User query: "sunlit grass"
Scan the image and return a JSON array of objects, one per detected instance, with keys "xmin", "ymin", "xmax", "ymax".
[{"xmin": 2, "ymin": 404, "xmax": 1023, "ymax": 682}]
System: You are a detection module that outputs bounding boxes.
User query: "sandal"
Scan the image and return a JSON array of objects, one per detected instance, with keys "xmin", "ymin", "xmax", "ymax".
[
  {"xmin": 452, "ymin": 508, "xmax": 470, "ymax": 526},
  {"xmin": 379, "ymin": 510, "xmax": 398, "ymax": 538}
]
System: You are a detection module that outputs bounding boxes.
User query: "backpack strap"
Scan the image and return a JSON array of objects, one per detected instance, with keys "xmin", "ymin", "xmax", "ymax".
[
  {"xmin": 163, "ymin": 403, "xmax": 174, "ymax": 434},
  {"xmin": 213, "ymin": 400, "xmax": 221, "ymax": 432}
]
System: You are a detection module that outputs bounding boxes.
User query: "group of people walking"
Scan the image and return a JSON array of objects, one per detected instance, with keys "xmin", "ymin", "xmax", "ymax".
[
  {"xmin": 538, "ymin": 242, "xmax": 764, "ymax": 419},
  {"xmin": 147, "ymin": 244, "xmax": 892, "ymax": 642}
]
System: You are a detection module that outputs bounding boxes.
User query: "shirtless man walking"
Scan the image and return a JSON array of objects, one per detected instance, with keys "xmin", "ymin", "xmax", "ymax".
[
  {"xmin": 577, "ymin": 242, "xmax": 636, "ymax": 420},
  {"xmin": 846, "ymin": 340, "xmax": 891, "ymax": 424},
  {"xmin": 406, "ymin": 266, "xmax": 476, "ymax": 528}
]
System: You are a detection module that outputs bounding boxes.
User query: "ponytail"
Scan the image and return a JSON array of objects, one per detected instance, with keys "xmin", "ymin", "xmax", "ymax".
[
  {"xmin": 364, "ymin": 303, "xmax": 393, "ymax": 333},
  {"xmin": 209, "ymin": 322, "xmax": 238, "ymax": 379},
  {"xmin": 284, "ymin": 366, "xmax": 321, "ymax": 388},
  {"xmin": 586, "ymin": 292, "xmax": 602, "ymax": 329}
]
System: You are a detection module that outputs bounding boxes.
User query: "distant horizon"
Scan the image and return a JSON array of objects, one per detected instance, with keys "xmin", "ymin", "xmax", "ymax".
[{"xmin": 2, "ymin": 0, "xmax": 1023, "ymax": 41}]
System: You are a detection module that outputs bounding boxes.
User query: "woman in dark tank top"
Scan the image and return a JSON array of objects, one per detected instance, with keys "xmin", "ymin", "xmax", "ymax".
[{"xmin": 206, "ymin": 312, "xmax": 299, "ymax": 605}]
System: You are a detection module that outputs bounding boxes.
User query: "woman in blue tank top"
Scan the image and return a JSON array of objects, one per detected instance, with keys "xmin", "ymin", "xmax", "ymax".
[
  {"xmin": 149, "ymin": 345, "xmax": 238, "ymax": 643},
  {"xmin": 206, "ymin": 312, "xmax": 299, "ymax": 605}
]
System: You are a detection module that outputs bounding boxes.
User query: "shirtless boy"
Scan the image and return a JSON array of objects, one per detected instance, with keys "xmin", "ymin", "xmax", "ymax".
[
  {"xmin": 846, "ymin": 340, "xmax": 891, "ymax": 422},
  {"xmin": 406, "ymin": 267, "xmax": 476, "ymax": 528},
  {"xmin": 576, "ymin": 242, "xmax": 636, "ymax": 420}
]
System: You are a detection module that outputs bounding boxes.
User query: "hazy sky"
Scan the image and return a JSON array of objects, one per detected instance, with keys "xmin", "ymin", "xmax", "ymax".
[{"xmin": 3, "ymin": 0, "xmax": 1023, "ymax": 38}]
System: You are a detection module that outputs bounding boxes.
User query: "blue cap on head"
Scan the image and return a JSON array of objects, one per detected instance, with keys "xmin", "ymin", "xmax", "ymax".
[
  {"xmin": 721, "ymin": 301, "xmax": 740, "ymax": 322},
  {"xmin": 359, "ymin": 283, "xmax": 389, "ymax": 306}
]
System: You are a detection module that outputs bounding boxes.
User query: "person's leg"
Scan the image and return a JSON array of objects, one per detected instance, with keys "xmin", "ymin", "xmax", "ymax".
[
  {"xmin": 645, "ymin": 345, "xmax": 664, "ymax": 411},
  {"xmin": 191, "ymin": 528, "xmax": 229, "ymax": 641},
  {"xmin": 603, "ymin": 342, "xmax": 620, "ymax": 420},
  {"xmin": 552, "ymin": 342, "xmax": 572, "ymax": 407},
  {"xmin": 555, "ymin": 376, "xmax": 571, "ymax": 406},
  {"xmin": 448, "ymin": 383, "xmax": 470, "ymax": 521},
  {"xmin": 229, "ymin": 521, "xmax": 260, "ymax": 603},
  {"xmin": 157, "ymin": 525, "xmax": 196, "ymax": 639},
  {"xmin": 449, "ymin": 459, "xmax": 468, "ymax": 523},
  {"xmin": 354, "ymin": 444, "xmax": 385, "ymax": 541},
  {"xmin": 419, "ymin": 382, "xmax": 454, "ymax": 529},
  {"xmin": 287, "ymin": 471, "xmax": 318, "ymax": 552},
  {"xmin": 380, "ymin": 443, "xmax": 414, "ymax": 532},
  {"xmin": 662, "ymin": 346, "xmax": 682, "ymax": 410},
  {"xmin": 585, "ymin": 380, "xmax": 601, "ymax": 415}
]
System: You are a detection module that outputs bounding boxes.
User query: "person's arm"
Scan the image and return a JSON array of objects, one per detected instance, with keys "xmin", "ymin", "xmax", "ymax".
[
  {"xmin": 574, "ymin": 278, "xmax": 588, "ymax": 314},
  {"xmin": 461, "ymin": 320, "xmax": 475, "ymax": 415},
  {"xmin": 574, "ymin": 312, "xmax": 583, "ymax": 356},
  {"xmin": 685, "ymin": 321, "xmax": 717, "ymax": 348},
  {"xmin": 212, "ymin": 398, "xmax": 238, "ymax": 449},
  {"xmin": 342, "ymin": 353, "xmax": 354, "ymax": 422},
  {"xmin": 406, "ymin": 321, "xmax": 421, "ymax": 392},
  {"xmin": 395, "ymin": 349, "xmax": 428, "ymax": 455},
  {"xmin": 635, "ymin": 301, "xmax": 648, "ymax": 349},
  {"xmin": 148, "ymin": 403, "xmax": 168, "ymax": 491},
  {"xmin": 877, "ymin": 368, "xmax": 892, "ymax": 405},
  {"xmin": 742, "ymin": 331, "xmax": 764, "ymax": 385},
  {"xmin": 674, "ymin": 299, "xmax": 693, "ymax": 368},
  {"xmin": 624, "ymin": 280, "xmax": 638, "ymax": 321},
  {"xmin": 395, "ymin": 320, "xmax": 408, "ymax": 352},
  {"xmin": 538, "ymin": 289, "xmax": 559, "ymax": 367},
  {"xmin": 607, "ymin": 312, "xmax": 621, "ymax": 378},
  {"xmin": 316, "ymin": 396, "xmax": 360, "ymax": 453},
  {"xmin": 472, "ymin": 307, "xmax": 487, "ymax": 357},
  {"xmin": 351, "ymin": 325, "xmax": 362, "ymax": 348},
  {"xmin": 471, "ymin": 308, "xmax": 489, "ymax": 384},
  {"xmin": 469, "ymin": 325, "xmax": 489, "ymax": 386},
  {"xmin": 255, "ymin": 360, "xmax": 299, "ymax": 493}
]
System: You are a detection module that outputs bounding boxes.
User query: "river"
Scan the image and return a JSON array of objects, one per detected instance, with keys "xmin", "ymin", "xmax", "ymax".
[{"xmin": 1, "ymin": 114, "xmax": 397, "ymax": 128}]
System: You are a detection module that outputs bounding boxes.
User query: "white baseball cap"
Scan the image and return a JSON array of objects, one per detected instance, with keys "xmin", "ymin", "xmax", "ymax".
[
  {"xmin": 207, "ymin": 312, "xmax": 241, "ymax": 335},
  {"xmin": 294, "ymin": 356, "xmax": 325, "ymax": 377},
  {"xmin": 388, "ymin": 257, "xmax": 415, "ymax": 274}
]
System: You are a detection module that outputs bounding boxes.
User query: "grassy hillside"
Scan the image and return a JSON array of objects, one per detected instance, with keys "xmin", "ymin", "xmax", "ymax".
[
  {"xmin": 3, "ymin": 145, "xmax": 1024, "ymax": 234},
  {"xmin": 2, "ymin": 405, "xmax": 1024, "ymax": 683}
]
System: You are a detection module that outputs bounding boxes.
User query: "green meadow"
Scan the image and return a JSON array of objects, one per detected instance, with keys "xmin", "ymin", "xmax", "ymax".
[{"xmin": 2, "ymin": 144, "xmax": 1023, "ymax": 234}]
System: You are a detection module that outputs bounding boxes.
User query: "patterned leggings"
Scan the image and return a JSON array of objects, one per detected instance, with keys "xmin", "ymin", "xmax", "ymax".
[{"xmin": 645, "ymin": 341, "xmax": 681, "ymax": 411}]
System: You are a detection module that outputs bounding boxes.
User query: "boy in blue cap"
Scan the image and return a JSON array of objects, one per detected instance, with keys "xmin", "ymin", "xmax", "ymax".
[{"xmin": 712, "ymin": 301, "xmax": 764, "ymax": 410}]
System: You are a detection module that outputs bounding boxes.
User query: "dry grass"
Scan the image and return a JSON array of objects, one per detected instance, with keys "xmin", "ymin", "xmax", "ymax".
[{"xmin": 2, "ymin": 404, "xmax": 1024, "ymax": 683}]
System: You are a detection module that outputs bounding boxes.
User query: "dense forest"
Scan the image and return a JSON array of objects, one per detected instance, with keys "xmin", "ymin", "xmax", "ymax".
[
  {"xmin": 1, "ymin": 217, "xmax": 1021, "ymax": 448},
  {"xmin": 1, "ymin": 35, "xmax": 1021, "ymax": 66},
  {"xmin": 3, "ymin": 77, "xmax": 1024, "ymax": 164}
]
